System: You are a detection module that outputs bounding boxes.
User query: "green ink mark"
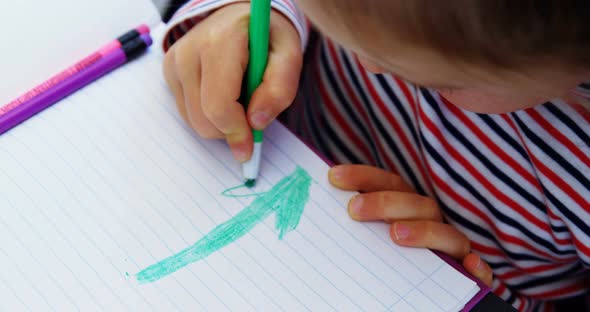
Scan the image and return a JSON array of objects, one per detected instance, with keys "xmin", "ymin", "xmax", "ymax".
[
  {"xmin": 136, "ymin": 166, "xmax": 312, "ymax": 284},
  {"xmin": 244, "ymin": 179, "xmax": 256, "ymax": 188},
  {"xmin": 221, "ymin": 183, "xmax": 267, "ymax": 198},
  {"xmin": 125, "ymin": 272, "xmax": 129, "ymax": 277}
]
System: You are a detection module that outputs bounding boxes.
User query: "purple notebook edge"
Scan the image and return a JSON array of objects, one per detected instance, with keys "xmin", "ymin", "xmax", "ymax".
[
  {"xmin": 435, "ymin": 252, "xmax": 491, "ymax": 311},
  {"xmin": 279, "ymin": 121, "xmax": 491, "ymax": 311}
]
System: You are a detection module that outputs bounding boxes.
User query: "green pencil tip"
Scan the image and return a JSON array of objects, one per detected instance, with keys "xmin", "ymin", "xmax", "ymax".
[{"xmin": 245, "ymin": 179, "xmax": 256, "ymax": 188}]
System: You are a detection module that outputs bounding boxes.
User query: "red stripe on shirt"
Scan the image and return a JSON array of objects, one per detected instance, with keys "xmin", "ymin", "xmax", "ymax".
[
  {"xmin": 443, "ymin": 97, "xmax": 542, "ymax": 192},
  {"xmin": 355, "ymin": 57, "xmax": 427, "ymax": 179},
  {"xmin": 422, "ymin": 105, "xmax": 551, "ymax": 234},
  {"xmin": 316, "ymin": 67, "xmax": 376, "ymax": 163},
  {"xmin": 526, "ymin": 108, "xmax": 590, "ymax": 169}
]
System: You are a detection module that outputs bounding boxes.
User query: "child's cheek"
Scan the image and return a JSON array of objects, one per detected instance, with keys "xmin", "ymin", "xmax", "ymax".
[
  {"xmin": 437, "ymin": 89, "xmax": 541, "ymax": 114},
  {"xmin": 357, "ymin": 56, "xmax": 388, "ymax": 74}
]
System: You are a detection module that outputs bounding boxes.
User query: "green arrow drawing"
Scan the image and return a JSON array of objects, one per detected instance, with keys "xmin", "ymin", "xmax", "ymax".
[{"xmin": 136, "ymin": 166, "xmax": 312, "ymax": 283}]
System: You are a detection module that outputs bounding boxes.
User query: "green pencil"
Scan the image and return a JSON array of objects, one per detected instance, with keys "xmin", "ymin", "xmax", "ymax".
[{"xmin": 243, "ymin": 0, "xmax": 271, "ymax": 187}]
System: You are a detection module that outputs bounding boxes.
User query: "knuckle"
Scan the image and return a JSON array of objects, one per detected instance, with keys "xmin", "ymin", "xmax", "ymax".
[
  {"xmin": 421, "ymin": 197, "xmax": 442, "ymax": 220},
  {"xmin": 379, "ymin": 192, "xmax": 398, "ymax": 222},
  {"xmin": 423, "ymin": 222, "xmax": 435, "ymax": 244},
  {"xmin": 202, "ymin": 103, "xmax": 227, "ymax": 123},
  {"xmin": 382, "ymin": 191, "xmax": 397, "ymax": 206},
  {"xmin": 202, "ymin": 22, "xmax": 238, "ymax": 51},
  {"xmin": 388, "ymin": 174, "xmax": 410, "ymax": 192},
  {"xmin": 200, "ymin": 130, "xmax": 222, "ymax": 140},
  {"xmin": 173, "ymin": 44, "xmax": 196, "ymax": 76},
  {"xmin": 193, "ymin": 123, "xmax": 221, "ymax": 139},
  {"xmin": 201, "ymin": 32, "xmax": 219, "ymax": 51},
  {"xmin": 198, "ymin": 23, "xmax": 224, "ymax": 48},
  {"xmin": 268, "ymin": 85, "xmax": 294, "ymax": 109},
  {"xmin": 173, "ymin": 40, "xmax": 189, "ymax": 64},
  {"xmin": 462, "ymin": 236, "xmax": 472, "ymax": 256},
  {"xmin": 421, "ymin": 196, "xmax": 437, "ymax": 207},
  {"xmin": 285, "ymin": 49, "xmax": 303, "ymax": 65},
  {"xmin": 376, "ymin": 192, "xmax": 390, "ymax": 215}
]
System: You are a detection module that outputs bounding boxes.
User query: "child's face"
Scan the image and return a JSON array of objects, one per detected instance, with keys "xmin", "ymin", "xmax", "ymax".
[{"xmin": 296, "ymin": 0, "xmax": 586, "ymax": 113}]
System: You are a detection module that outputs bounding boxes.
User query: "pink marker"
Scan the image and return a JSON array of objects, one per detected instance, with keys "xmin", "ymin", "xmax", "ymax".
[
  {"xmin": 0, "ymin": 34, "xmax": 153, "ymax": 135},
  {"xmin": 0, "ymin": 24, "xmax": 150, "ymax": 116}
]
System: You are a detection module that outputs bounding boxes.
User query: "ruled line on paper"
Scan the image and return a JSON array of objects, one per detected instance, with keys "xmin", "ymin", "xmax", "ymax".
[{"xmin": 0, "ymin": 48, "xmax": 478, "ymax": 311}]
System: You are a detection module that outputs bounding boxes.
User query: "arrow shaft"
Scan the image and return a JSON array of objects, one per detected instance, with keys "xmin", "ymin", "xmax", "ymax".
[{"xmin": 136, "ymin": 167, "xmax": 311, "ymax": 283}]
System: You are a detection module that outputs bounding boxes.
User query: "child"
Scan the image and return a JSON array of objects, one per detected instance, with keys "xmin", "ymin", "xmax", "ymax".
[{"xmin": 161, "ymin": 1, "xmax": 590, "ymax": 310}]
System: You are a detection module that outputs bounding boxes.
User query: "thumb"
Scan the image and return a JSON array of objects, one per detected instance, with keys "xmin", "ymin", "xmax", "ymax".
[
  {"xmin": 247, "ymin": 11, "xmax": 303, "ymax": 130},
  {"xmin": 463, "ymin": 253, "xmax": 494, "ymax": 287}
]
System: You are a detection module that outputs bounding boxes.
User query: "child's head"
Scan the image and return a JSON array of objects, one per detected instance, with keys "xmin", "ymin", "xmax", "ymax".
[{"xmin": 295, "ymin": 0, "xmax": 590, "ymax": 113}]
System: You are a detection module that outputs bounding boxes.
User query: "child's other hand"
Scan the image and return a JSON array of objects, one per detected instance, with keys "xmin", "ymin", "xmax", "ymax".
[
  {"xmin": 163, "ymin": 3, "xmax": 302, "ymax": 161},
  {"xmin": 329, "ymin": 164, "xmax": 493, "ymax": 287}
]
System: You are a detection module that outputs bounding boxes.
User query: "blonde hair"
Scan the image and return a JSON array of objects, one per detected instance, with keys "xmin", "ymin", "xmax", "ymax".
[{"xmin": 312, "ymin": 0, "xmax": 590, "ymax": 70}]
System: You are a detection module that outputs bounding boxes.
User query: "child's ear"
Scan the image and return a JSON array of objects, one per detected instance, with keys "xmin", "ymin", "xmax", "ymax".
[{"xmin": 357, "ymin": 56, "xmax": 388, "ymax": 74}]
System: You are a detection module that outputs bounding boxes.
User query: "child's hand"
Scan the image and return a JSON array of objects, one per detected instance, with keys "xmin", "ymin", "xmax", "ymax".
[
  {"xmin": 163, "ymin": 3, "xmax": 302, "ymax": 161},
  {"xmin": 329, "ymin": 164, "xmax": 494, "ymax": 287}
]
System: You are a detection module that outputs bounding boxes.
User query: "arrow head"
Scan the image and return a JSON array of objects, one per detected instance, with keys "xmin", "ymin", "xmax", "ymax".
[{"xmin": 268, "ymin": 167, "xmax": 312, "ymax": 239}]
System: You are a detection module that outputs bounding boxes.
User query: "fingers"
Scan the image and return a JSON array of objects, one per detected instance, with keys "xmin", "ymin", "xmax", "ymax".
[
  {"xmin": 247, "ymin": 11, "xmax": 303, "ymax": 129},
  {"xmin": 329, "ymin": 165, "xmax": 414, "ymax": 193},
  {"xmin": 162, "ymin": 2, "xmax": 302, "ymax": 162},
  {"xmin": 173, "ymin": 38, "xmax": 223, "ymax": 139},
  {"xmin": 200, "ymin": 32, "xmax": 253, "ymax": 161},
  {"xmin": 463, "ymin": 253, "xmax": 494, "ymax": 287},
  {"xmin": 332, "ymin": 163, "xmax": 480, "ymax": 278},
  {"xmin": 348, "ymin": 192, "xmax": 442, "ymax": 222},
  {"xmin": 390, "ymin": 221, "xmax": 471, "ymax": 259},
  {"xmin": 162, "ymin": 48, "xmax": 189, "ymax": 124}
]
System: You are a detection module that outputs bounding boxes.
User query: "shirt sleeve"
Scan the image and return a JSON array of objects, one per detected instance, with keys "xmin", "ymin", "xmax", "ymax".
[{"xmin": 161, "ymin": 0, "xmax": 309, "ymax": 52}]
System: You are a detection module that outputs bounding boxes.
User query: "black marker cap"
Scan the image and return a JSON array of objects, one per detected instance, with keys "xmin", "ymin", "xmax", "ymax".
[
  {"xmin": 122, "ymin": 34, "xmax": 152, "ymax": 61},
  {"xmin": 117, "ymin": 29, "xmax": 140, "ymax": 45}
]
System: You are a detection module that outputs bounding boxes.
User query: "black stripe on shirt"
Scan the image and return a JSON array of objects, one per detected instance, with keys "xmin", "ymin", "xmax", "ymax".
[
  {"xmin": 544, "ymin": 189, "xmax": 590, "ymax": 266},
  {"xmin": 339, "ymin": 50, "xmax": 426, "ymax": 194},
  {"xmin": 544, "ymin": 103, "xmax": 590, "ymax": 148},
  {"xmin": 374, "ymin": 74, "xmax": 422, "ymax": 150},
  {"xmin": 424, "ymin": 138, "xmax": 557, "ymax": 262},
  {"xmin": 312, "ymin": 101, "xmax": 364, "ymax": 164},
  {"xmin": 514, "ymin": 114, "xmax": 590, "ymax": 193},
  {"xmin": 319, "ymin": 43, "xmax": 380, "ymax": 162},
  {"xmin": 338, "ymin": 48, "xmax": 388, "ymax": 168},
  {"xmin": 424, "ymin": 91, "xmax": 547, "ymax": 214},
  {"xmin": 508, "ymin": 262, "xmax": 584, "ymax": 291},
  {"xmin": 477, "ymin": 114, "xmax": 530, "ymax": 161},
  {"xmin": 418, "ymin": 110, "xmax": 576, "ymax": 257}
]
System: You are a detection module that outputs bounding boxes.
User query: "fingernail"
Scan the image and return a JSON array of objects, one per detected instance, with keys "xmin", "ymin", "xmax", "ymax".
[
  {"xmin": 251, "ymin": 111, "xmax": 271, "ymax": 129},
  {"xmin": 348, "ymin": 196, "xmax": 363, "ymax": 220},
  {"xmin": 475, "ymin": 256, "xmax": 483, "ymax": 269},
  {"xmin": 329, "ymin": 166, "xmax": 344, "ymax": 182},
  {"xmin": 232, "ymin": 147, "xmax": 249, "ymax": 162},
  {"xmin": 393, "ymin": 223, "xmax": 410, "ymax": 240}
]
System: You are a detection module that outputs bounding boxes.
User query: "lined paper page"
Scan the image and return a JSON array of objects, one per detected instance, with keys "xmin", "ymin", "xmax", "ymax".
[{"xmin": 0, "ymin": 32, "xmax": 479, "ymax": 311}]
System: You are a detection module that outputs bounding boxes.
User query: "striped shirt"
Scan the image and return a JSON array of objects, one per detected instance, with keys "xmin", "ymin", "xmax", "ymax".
[{"xmin": 163, "ymin": 1, "xmax": 590, "ymax": 311}]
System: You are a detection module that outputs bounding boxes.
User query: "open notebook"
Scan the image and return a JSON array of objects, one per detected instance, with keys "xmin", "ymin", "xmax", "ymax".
[{"xmin": 0, "ymin": 1, "xmax": 482, "ymax": 311}]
